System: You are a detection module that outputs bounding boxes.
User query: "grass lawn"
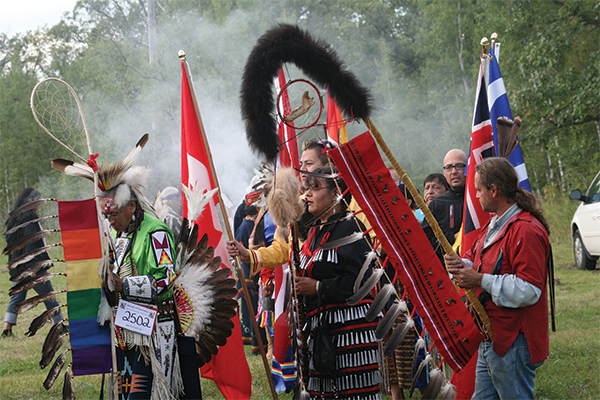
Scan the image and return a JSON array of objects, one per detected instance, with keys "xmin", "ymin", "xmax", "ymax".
[{"xmin": 0, "ymin": 196, "xmax": 598, "ymax": 399}]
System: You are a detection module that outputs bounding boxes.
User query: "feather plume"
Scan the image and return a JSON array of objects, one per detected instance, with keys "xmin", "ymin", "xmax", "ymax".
[
  {"xmin": 10, "ymin": 259, "xmax": 55, "ymax": 282},
  {"xmin": 5, "ymin": 214, "xmax": 58, "ymax": 236},
  {"xmin": 181, "ymin": 185, "xmax": 218, "ymax": 223},
  {"xmin": 421, "ymin": 368, "xmax": 445, "ymax": 400},
  {"xmin": 354, "ymin": 251, "xmax": 377, "ymax": 293},
  {"xmin": 375, "ymin": 299, "xmax": 404, "ymax": 340},
  {"xmin": 9, "ymin": 272, "xmax": 64, "ymax": 296},
  {"xmin": 412, "ymin": 337, "xmax": 426, "ymax": 375},
  {"xmin": 497, "ymin": 116, "xmax": 521, "ymax": 158},
  {"xmin": 15, "ymin": 290, "xmax": 63, "ymax": 314},
  {"xmin": 4, "ymin": 229, "xmax": 59, "ymax": 255},
  {"xmin": 366, "ymin": 283, "xmax": 395, "ymax": 322},
  {"xmin": 62, "ymin": 365, "xmax": 75, "ymax": 400},
  {"xmin": 267, "ymin": 167, "xmax": 304, "ymax": 235},
  {"xmin": 241, "ymin": 23, "xmax": 372, "ymax": 161},
  {"xmin": 42, "ymin": 321, "xmax": 65, "ymax": 357},
  {"xmin": 26, "ymin": 305, "xmax": 61, "ymax": 337},
  {"xmin": 41, "ymin": 332, "xmax": 68, "ymax": 369},
  {"xmin": 51, "ymin": 159, "xmax": 95, "ymax": 181},
  {"xmin": 384, "ymin": 317, "xmax": 414, "ymax": 356},
  {"xmin": 8, "ymin": 198, "xmax": 57, "ymax": 218},
  {"xmin": 43, "ymin": 348, "xmax": 69, "ymax": 390},
  {"xmin": 97, "ymin": 295, "xmax": 113, "ymax": 328},
  {"xmin": 410, "ymin": 354, "xmax": 432, "ymax": 397},
  {"xmin": 347, "ymin": 268, "xmax": 384, "ymax": 305},
  {"xmin": 439, "ymin": 382, "xmax": 457, "ymax": 400},
  {"xmin": 319, "ymin": 231, "xmax": 363, "ymax": 251},
  {"xmin": 8, "ymin": 243, "xmax": 61, "ymax": 270}
]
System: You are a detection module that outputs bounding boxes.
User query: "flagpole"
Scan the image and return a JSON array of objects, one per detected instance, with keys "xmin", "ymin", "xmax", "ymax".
[{"xmin": 179, "ymin": 50, "xmax": 279, "ymax": 400}]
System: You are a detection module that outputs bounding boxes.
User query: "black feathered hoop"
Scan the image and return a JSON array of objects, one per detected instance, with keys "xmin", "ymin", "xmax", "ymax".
[{"xmin": 241, "ymin": 24, "xmax": 372, "ymax": 162}]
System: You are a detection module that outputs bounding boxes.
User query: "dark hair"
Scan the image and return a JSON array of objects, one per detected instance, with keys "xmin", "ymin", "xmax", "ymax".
[
  {"xmin": 301, "ymin": 138, "xmax": 333, "ymax": 167},
  {"xmin": 475, "ymin": 158, "xmax": 549, "ymax": 234},
  {"xmin": 5, "ymin": 187, "xmax": 41, "ymax": 229},
  {"xmin": 424, "ymin": 173, "xmax": 448, "ymax": 189},
  {"xmin": 304, "ymin": 166, "xmax": 351, "ymax": 210}
]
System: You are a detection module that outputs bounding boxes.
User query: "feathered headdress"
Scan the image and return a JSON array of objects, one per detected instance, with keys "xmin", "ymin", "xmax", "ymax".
[
  {"xmin": 241, "ymin": 24, "xmax": 372, "ymax": 162},
  {"xmin": 51, "ymin": 134, "xmax": 153, "ymax": 210}
]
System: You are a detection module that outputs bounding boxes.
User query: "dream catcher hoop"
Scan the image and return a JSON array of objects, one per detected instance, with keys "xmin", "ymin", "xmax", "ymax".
[
  {"xmin": 30, "ymin": 78, "xmax": 93, "ymax": 162},
  {"xmin": 277, "ymin": 78, "xmax": 323, "ymax": 130}
]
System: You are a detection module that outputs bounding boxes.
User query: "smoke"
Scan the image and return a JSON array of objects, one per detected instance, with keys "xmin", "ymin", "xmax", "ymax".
[{"xmin": 43, "ymin": 3, "xmax": 472, "ymax": 214}]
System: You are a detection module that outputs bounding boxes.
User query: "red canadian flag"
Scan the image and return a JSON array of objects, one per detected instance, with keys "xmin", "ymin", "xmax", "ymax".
[{"xmin": 180, "ymin": 58, "xmax": 252, "ymax": 400}]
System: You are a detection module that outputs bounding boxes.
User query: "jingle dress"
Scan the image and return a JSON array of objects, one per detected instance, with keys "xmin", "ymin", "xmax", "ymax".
[{"xmin": 300, "ymin": 211, "xmax": 382, "ymax": 400}]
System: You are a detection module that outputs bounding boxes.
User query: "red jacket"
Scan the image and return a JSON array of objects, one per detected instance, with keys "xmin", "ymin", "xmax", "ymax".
[{"xmin": 464, "ymin": 210, "xmax": 550, "ymax": 364}]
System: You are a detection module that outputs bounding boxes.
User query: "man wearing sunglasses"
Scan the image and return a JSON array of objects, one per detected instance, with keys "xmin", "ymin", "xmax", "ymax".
[{"xmin": 422, "ymin": 149, "xmax": 468, "ymax": 259}]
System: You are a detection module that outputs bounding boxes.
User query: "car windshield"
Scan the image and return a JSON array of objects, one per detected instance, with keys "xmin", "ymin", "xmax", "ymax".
[{"xmin": 586, "ymin": 171, "xmax": 600, "ymax": 202}]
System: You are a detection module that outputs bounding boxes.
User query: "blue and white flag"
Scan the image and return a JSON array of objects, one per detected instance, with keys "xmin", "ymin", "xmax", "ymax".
[{"xmin": 487, "ymin": 43, "xmax": 532, "ymax": 191}]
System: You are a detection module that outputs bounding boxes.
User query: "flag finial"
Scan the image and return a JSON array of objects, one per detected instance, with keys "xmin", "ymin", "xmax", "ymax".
[
  {"xmin": 178, "ymin": 50, "xmax": 186, "ymax": 60},
  {"xmin": 480, "ymin": 37, "xmax": 489, "ymax": 55}
]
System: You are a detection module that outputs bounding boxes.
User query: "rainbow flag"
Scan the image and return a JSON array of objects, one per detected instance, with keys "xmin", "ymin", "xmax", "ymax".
[{"xmin": 58, "ymin": 199, "xmax": 112, "ymax": 376}]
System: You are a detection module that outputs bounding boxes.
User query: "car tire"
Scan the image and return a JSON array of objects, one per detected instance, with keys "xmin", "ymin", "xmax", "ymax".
[{"xmin": 573, "ymin": 230, "xmax": 597, "ymax": 270}]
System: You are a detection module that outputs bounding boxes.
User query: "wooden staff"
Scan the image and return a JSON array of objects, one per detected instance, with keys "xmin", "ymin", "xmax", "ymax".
[
  {"xmin": 364, "ymin": 117, "xmax": 494, "ymax": 341},
  {"xmin": 179, "ymin": 50, "xmax": 278, "ymax": 399}
]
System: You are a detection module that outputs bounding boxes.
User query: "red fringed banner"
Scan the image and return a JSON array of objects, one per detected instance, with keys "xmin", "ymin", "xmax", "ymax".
[{"xmin": 329, "ymin": 132, "xmax": 482, "ymax": 371}]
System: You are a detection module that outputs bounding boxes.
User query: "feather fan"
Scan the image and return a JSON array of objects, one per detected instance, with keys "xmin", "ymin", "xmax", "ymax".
[
  {"xmin": 9, "ymin": 272, "xmax": 64, "ymax": 297},
  {"xmin": 173, "ymin": 225, "xmax": 237, "ymax": 367},
  {"xmin": 26, "ymin": 305, "xmax": 61, "ymax": 337},
  {"xmin": 43, "ymin": 348, "xmax": 69, "ymax": 390},
  {"xmin": 3, "ymin": 229, "xmax": 59, "ymax": 255},
  {"xmin": 8, "ymin": 198, "xmax": 57, "ymax": 219},
  {"xmin": 241, "ymin": 23, "xmax": 372, "ymax": 161},
  {"xmin": 5, "ymin": 214, "xmax": 58, "ymax": 236},
  {"xmin": 15, "ymin": 290, "xmax": 63, "ymax": 314}
]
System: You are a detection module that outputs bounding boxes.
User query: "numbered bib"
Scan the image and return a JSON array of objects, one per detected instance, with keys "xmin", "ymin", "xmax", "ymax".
[{"xmin": 115, "ymin": 300, "xmax": 158, "ymax": 336}]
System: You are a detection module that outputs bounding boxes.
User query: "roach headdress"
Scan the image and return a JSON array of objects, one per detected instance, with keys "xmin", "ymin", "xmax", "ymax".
[{"xmin": 241, "ymin": 24, "xmax": 372, "ymax": 162}]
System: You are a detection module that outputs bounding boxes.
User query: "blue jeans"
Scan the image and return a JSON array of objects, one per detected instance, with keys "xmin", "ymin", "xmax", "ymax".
[
  {"xmin": 472, "ymin": 332, "xmax": 543, "ymax": 400},
  {"xmin": 4, "ymin": 278, "xmax": 63, "ymax": 326}
]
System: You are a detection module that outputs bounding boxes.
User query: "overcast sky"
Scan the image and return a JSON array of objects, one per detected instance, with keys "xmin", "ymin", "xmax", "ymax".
[{"xmin": 1, "ymin": 0, "xmax": 78, "ymax": 36}]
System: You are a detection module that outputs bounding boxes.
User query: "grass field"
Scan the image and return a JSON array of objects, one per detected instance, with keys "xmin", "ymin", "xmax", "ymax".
[{"xmin": 0, "ymin": 196, "xmax": 598, "ymax": 399}]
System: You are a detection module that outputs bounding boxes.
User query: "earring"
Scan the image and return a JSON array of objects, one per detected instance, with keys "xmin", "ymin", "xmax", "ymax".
[{"xmin": 132, "ymin": 214, "xmax": 136, "ymax": 222}]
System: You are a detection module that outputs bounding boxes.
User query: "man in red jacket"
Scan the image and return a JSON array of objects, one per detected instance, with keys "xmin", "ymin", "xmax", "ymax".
[{"xmin": 445, "ymin": 157, "xmax": 550, "ymax": 400}]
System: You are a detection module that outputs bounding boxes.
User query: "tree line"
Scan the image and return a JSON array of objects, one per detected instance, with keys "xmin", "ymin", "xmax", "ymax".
[{"xmin": 0, "ymin": 0, "xmax": 598, "ymax": 220}]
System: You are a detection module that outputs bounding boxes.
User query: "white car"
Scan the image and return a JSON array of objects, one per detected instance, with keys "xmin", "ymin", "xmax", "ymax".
[{"xmin": 569, "ymin": 170, "xmax": 600, "ymax": 270}]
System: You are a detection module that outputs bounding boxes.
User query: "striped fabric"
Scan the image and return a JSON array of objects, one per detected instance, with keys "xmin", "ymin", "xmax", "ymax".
[{"xmin": 58, "ymin": 199, "xmax": 111, "ymax": 376}]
